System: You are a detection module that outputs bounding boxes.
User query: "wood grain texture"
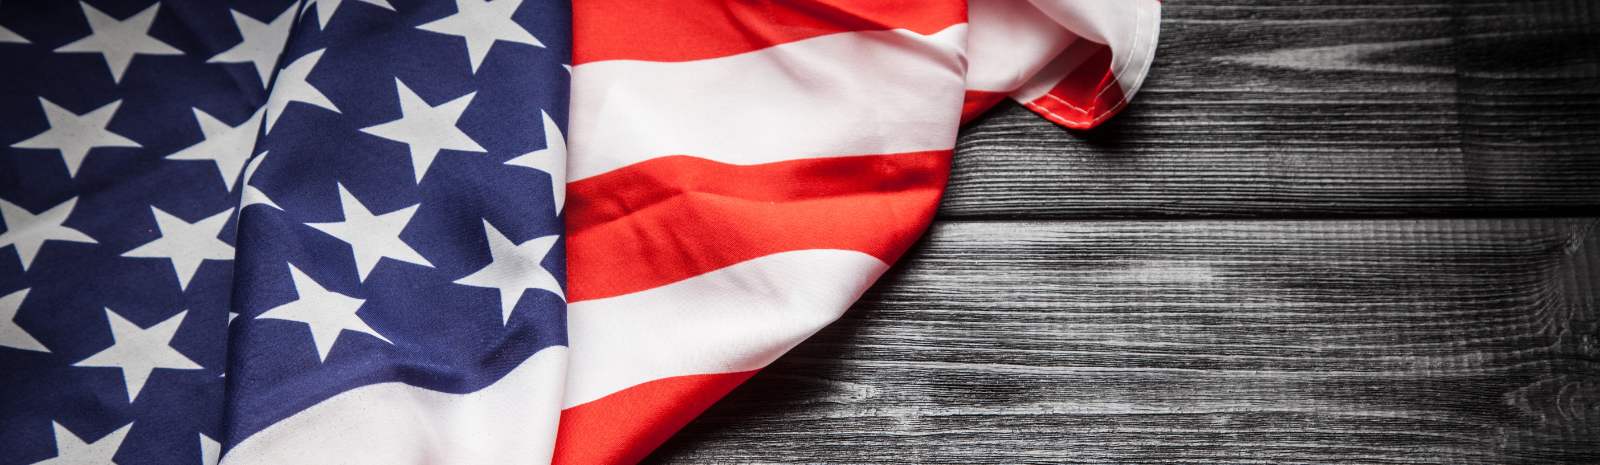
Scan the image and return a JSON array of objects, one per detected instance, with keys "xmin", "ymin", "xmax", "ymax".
[
  {"xmin": 942, "ymin": 0, "xmax": 1600, "ymax": 220},
  {"xmin": 649, "ymin": 218, "xmax": 1600, "ymax": 464},
  {"xmin": 642, "ymin": 1, "xmax": 1600, "ymax": 463}
]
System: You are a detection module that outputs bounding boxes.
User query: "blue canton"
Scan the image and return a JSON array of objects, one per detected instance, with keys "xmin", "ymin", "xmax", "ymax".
[{"xmin": 0, "ymin": 0, "xmax": 570, "ymax": 463}]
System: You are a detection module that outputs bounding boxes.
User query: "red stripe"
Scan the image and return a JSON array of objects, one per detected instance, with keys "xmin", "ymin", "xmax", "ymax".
[
  {"xmin": 1021, "ymin": 41, "xmax": 1130, "ymax": 129},
  {"xmin": 961, "ymin": 90, "xmax": 1008, "ymax": 125},
  {"xmin": 572, "ymin": 0, "xmax": 967, "ymax": 64},
  {"xmin": 553, "ymin": 371, "xmax": 758, "ymax": 465},
  {"xmin": 565, "ymin": 151, "xmax": 949, "ymax": 302}
]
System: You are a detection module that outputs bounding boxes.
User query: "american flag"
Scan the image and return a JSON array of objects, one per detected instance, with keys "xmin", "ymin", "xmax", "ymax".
[{"xmin": 0, "ymin": 0, "xmax": 1159, "ymax": 463}]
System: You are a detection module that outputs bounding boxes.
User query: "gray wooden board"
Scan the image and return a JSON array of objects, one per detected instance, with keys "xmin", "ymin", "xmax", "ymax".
[
  {"xmin": 644, "ymin": 0, "xmax": 1600, "ymax": 463},
  {"xmin": 943, "ymin": 0, "xmax": 1600, "ymax": 220},
  {"xmin": 649, "ymin": 219, "xmax": 1600, "ymax": 464}
]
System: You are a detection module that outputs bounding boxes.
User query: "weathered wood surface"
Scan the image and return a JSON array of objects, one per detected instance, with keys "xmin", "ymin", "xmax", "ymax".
[
  {"xmin": 944, "ymin": 0, "xmax": 1600, "ymax": 220},
  {"xmin": 652, "ymin": 219, "xmax": 1600, "ymax": 464},
  {"xmin": 647, "ymin": 1, "xmax": 1600, "ymax": 463}
]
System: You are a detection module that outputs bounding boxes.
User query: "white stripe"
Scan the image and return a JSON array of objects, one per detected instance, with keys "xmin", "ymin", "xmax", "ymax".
[
  {"xmin": 563, "ymin": 250, "xmax": 889, "ymax": 408},
  {"xmin": 567, "ymin": 26, "xmax": 968, "ymax": 181},
  {"xmin": 1015, "ymin": 0, "xmax": 1163, "ymax": 102},
  {"xmin": 1115, "ymin": 0, "xmax": 1162, "ymax": 100},
  {"xmin": 1010, "ymin": 36, "xmax": 1104, "ymax": 104},
  {"xmin": 222, "ymin": 346, "xmax": 566, "ymax": 465},
  {"xmin": 965, "ymin": 0, "xmax": 1078, "ymax": 93}
]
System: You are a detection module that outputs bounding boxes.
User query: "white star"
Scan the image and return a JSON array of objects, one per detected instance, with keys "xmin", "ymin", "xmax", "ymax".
[
  {"xmin": 11, "ymin": 98, "xmax": 140, "ymax": 178},
  {"xmin": 0, "ymin": 26, "xmax": 23, "ymax": 43},
  {"xmin": 307, "ymin": 0, "xmax": 392, "ymax": 29},
  {"xmin": 74, "ymin": 308, "xmax": 202, "ymax": 402},
  {"xmin": 240, "ymin": 151, "xmax": 281, "ymax": 210},
  {"xmin": 121, "ymin": 207, "xmax": 234, "ymax": 291},
  {"xmin": 54, "ymin": 1, "xmax": 182, "ymax": 83},
  {"xmin": 36, "ymin": 421, "xmax": 131, "ymax": 465},
  {"xmin": 417, "ymin": 0, "xmax": 543, "ymax": 73},
  {"xmin": 199, "ymin": 433, "xmax": 221, "ymax": 465},
  {"xmin": 256, "ymin": 264, "xmax": 391, "ymax": 362},
  {"xmin": 0, "ymin": 0, "xmax": 23, "ymax": 44},
  {"xmin": 264, "ymin": 49, "xmax": 340, "ymax": 134},
  {"xmin": 307, "ymin": 184, "xmax": 432, "ymax": 282},
  {"xmin": 454, "ymin": 221, "xmax": 562, "ymax": 324},
  {"xmin": 0, "ymin": 197, "xmax": 96, "ymax": 272},
  {"xmin": 207, "ymin": 4, "xmax": 296, "ymax": 87},
  {"xmin": 505, "ymin": 110, "xmax": 565, "ymax": 214},
  {"xmin": 0, "ymin": 0, "xmax": 21, "ymax": 44},
  {"xmin": 359, "ymin": 79, "xmax": 484, "ymax": 182},
  {"xmin": 0, "ymin": 16, "xmax": 24, "ymax": 43},
  {"xmin": 166, "ymin": 107, "xmax": 264, "ymax": 191},
  {"xmin": 0, "ymin": 289, "xmax": 47, "ymax": 352}
]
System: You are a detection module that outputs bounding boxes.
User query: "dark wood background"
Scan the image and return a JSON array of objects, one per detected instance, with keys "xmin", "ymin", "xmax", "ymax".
[{"xmin": 648, "ymin": 1, "xmax": 1600, "ymax": 463}]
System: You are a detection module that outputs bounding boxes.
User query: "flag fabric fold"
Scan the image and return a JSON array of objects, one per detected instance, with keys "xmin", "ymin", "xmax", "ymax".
[
  {"xmin": 557, "ymin": 0, "xmax": 1160, "ymax": 462},
  {"xmin": 0, "ymin": 0, "xmax": 1157, "ymax": 463}
]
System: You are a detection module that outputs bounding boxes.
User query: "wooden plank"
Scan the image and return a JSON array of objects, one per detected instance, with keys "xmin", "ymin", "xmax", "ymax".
[
  {"xmin": 647, "ymin": 218, "xmax": 1600, "ymax": 464},
  {"xmin": 942, "ymin": 0, "xmax": 1600, "ymax": 220}
]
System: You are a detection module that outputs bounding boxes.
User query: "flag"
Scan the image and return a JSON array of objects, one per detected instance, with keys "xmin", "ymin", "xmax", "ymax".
[
  {"xmin": 0, "ymin": 0, "xmax": 1158, "ymax": 464},
  {"xmin": 555, "ymin": 1, "xmax": 1160, "ymax": 462}
]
